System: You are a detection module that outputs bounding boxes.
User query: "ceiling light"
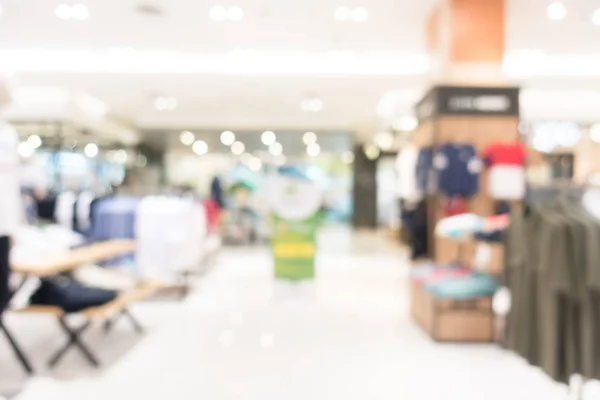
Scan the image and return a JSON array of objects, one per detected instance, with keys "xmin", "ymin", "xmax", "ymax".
[
  {"xmin": 269, "ymin": 142, "xmax": 283, "ymax": 156},
  {"xmin": 303, "ymin": 132, "xmax": 317, "ymax": 145},
  {"xmin": 231, "ymin": 141, "xmax": 245, "ymax": 155},
  {"xmin": 154, "ymin": 96, "xmax": 177, "ymax": 111},
  {"xmin": 590, "ymin": 124, "xmax": 600, "ymax": 143},
  {"xmin": 393, "ymin": 116, "xmax": 418, "ymax": 132},
  {"xmin": 547, "ymin": 1, "xmax": 567, "ymax": 21},
  {"xmin": 84, "ymin": 143, "xmax": 98, "ymax": 158},
  {"xmin": 18, "ymin": 142, "xmax": 34, "ymax": 158},
  {"xmin": 210, "ymin": 5, "xmax": 228, "ymax": 21},
  {"xmin": 248, "ymin": 157, "xmax": 262, "ymax": 172},
  {"xmin": 193, "ymin": 140, "xmax": 208, "ymax": 155},
  {"xmin": 220, "ymin": 130, "xmax": 236, "ymax": 146},
  {"xmin": 261, "ymin": 131, "xmax": 276, "ymax": 146},
  {"xmin": 227, "ymin": 6, "xmax": 243, "ymax": 21},
  {"xmin": 334, "ymin": 7, "xmax": 351, "ymax": 21},
  {"xmin": 179, "ymin": 131, "xmax": 195, "ymax": 146},
  {"xmin": 71, "ymin": 4, "xmax": 89, "ymax": 20},
  {"xmin": 341, "ymin": 151, "xmax": 355, "ymax": 164},
  {"xmin": 114, "ymin": 149, "xmax": 128, "ymax": 164},
  {"xmin": 375, "ymin": 131, "xmax": 394, "ymax": 150},
  {"xmin": 351, "ymin": 7, "xmax": 368, "ymax": 22},
  {"xmin": 363, "ymin": 143, "xmax": 380, "ymax": 160},
  {"xmin": 593, "ymin": 9, "xmax": 600, "ymax": 25},
  {"xmin": 307, "ymin": 143, "xmax": 321, "ymax": 157},
  {"xmin": 55, "ymin": 4, "xmax": 72, "ymax": 19},
  {"xmin": 27, "ymin": 135, "xmax": 42, "ymax": 149},
  {"xmin": 301, "ymin": 98, "xmax": 323, "ymax": 112}
]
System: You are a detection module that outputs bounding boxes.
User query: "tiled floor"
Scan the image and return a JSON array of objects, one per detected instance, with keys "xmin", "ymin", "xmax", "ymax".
[{"xmin": 2, "ymin": 228, "xmax": 595, "ymax": 399}]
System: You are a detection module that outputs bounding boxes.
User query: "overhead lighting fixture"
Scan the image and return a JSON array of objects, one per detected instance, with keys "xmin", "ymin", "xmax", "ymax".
[
  {"xmin": 27, "ymin": 135, "xmax": 42, "ymax": 149},
  {"xmin": 248, "ymin": 157, "xmax": 262, "ymax": 172},
  {"xmin": 593, "ymin": 8, "xmax": 600, "ymax": 25},
  {"xmin": 269, "ymin": 142, "xmax": 283, "ymax": 156},
  {"xmin": 55, "ymin": 3, "xmax": 89, "ymax": 21},
  {"xmin": 261, "ymin": 131, "xmax": 276, "ymax": 146},
  {"xmin": 375, "ymin": 131, "xmax": 394, "ymax": 151},
  {"xmin": 231, "ymin": 141, "xmax": 245, "ymax": 155},
  {"xmin": 307, "ymin": 143, "xmax": 321, "ymax": 157},
  {"xmin": 341, "ymin": 151, "xmax": 355, "ymax": 164},
  {"xmin": 547, "ymin": 1, "xmax": 566, "ymax": 21},
  {"xmin": 193, "ymin": 140, "xmax": 208, "ymax": 155},
  {"xmin": 84, "ymin": 143, "xmax": 99, "ymax": 158},
  {"xmin": 303, "ymin": 132, "xmax": 317, "ymax": 145},
  {"xmin": 334, "ymin": 7, "xmax": 351, "ymax": 21},
  {"xmin": 114, "ymin": 149, "xmax": 128, "ymax": 164},
  {"xmin": 301, "ymin": 98, "xmax": 323, "ymax": 112},
  {"xmin": 227, "ymin": 6, "xmax": 243, "ymax": 21},
  {"xmin": 351, "ymin": 7, "xmax": 368, "ymax": 22},
  {"xmin": 210, "ymin": 5, "xmax": 228, "ymax": 21},
  {"xmin": 18, "ymin": 142, "xmax": 35, "ymax": 158},
  {"xmin": 363, "ymin": 143, "xmax": 380, "ymax": 160},
  {"xmin": 590, "ymin": 124, "xmax": 600, "ymax": 143},
  {"xmin": 392, "ymin": 116, "xmax": 418, "ymax": 132},
  {"xmin": 153, "ymin": 96, "xmax": 177, "ymax": 111},
  {"xmin": 179, "ymin": 131, "xmax": 195, "ymax": 146},
  {"xmin": 220, "ymin": 130, "xmax": 236, "ymax": 146}
]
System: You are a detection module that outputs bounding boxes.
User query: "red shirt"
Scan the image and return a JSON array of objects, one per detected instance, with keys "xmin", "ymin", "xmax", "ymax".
[{"xmin": 484, "ymin": 143, "xmax": 526, "ymax": 167}]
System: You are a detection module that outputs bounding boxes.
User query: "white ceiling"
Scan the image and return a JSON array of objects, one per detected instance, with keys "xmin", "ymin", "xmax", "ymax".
[{"xmin": 2, "ymin": 0, "xmax": 600, "ymax": 139}]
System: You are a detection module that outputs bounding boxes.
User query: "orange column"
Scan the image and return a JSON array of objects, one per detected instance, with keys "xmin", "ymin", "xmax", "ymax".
[{"xmin": 427, "ymin": 0, "xmax": 506, "ymax": 84}]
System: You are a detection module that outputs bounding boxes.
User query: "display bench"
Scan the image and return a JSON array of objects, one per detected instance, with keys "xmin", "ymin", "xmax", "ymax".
[{"xmin": 1, "ymin": 240, "xmax": 163, "ymax": 374}]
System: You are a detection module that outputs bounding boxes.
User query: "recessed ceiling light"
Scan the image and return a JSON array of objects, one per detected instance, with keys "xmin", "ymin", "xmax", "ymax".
[
  {"xmin": 303, "ymin": 132, "xmax": 317, "ymax": 145},
  {"xmin": 220, "ymin": 130, "xmax": 236, "ymax": 146},
  {"xmin": 55, "ymin": 4, "xmax": 72, "ymax": 20},
  {"xmin": 351, "ymin": 7, "xmax": 368, "ymax": 22},
  {"xmin": 590, "ymin": 124, "xmax": 600, "ymax": 143},
  {"xmin": 593, "ymin": 8, "xmax": 600, "ymax": 25},
  {"xmin": 231, "ymin": 141, "xmax": 245, "ymax": 155},
  {"xmin": 18, "ymin": 142, "xmax": 35, "ymax": 158},
  {"xmin": 269, "ymin": 142, "xmax": 283, "ymax": 156},
  {"xmin": 375, "ymin": 131, "xmax": 394, "ymax": 150},
  {"xmin": 547, "ymin": 1, "xmax": 566, "ymax": 20},
  {"xmin": 179, "ymin": 131, "xmax": 195, "ymax": 146},
  {"xmin": 307, "ymin": 143, "xmax": 321, "ymax": 157},
  {"xmin": 392, "ymin": 116, "xmax": 418, "ymax": 132},
  {"xmin": 248, "ymin": 157, "xmax": 262, "ymax": 172},
  {"xmin": 334, "ymin": 7, "xmax": 350, "ymax": 21},
  {"xmin": 84, "ymin": 143, "xmax": 99, "ymax": 158},
  {"xmin": 114, "ymin": 149, "xmax": 128, "ymax": 164},
  {"xmin": 210, "ymin": 5, "xmax": 228, "ymax": 21},
  {"xmin": 261, "ymin": 131, "xmax": 276, "ymax": 146},
  {"xmin": 363, "ymin": 143, "xmax": 380, "ymax": 160},
  {"xmin": 27, "ymin": 135, "xmax": 42, "ymax": 149},
  {"xmin": 71, "ymin": 4, "xmax": 89, "ymax": 20},
  {"xmin": 227, "ymin": 6, "xmax": 244, "ymax": 21},
  {"xmin": 193, "ymin": 140, "xmax": 208, "ymax": 155}
]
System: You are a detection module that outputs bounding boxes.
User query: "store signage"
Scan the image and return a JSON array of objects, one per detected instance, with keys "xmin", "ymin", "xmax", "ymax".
[
  {"xmin": 415, "ymin": 86, "xmax": 520, "ymax": 120},
  {"xmin": 269, "ymin": 176, "xmax": 321, "ymax": 281}
]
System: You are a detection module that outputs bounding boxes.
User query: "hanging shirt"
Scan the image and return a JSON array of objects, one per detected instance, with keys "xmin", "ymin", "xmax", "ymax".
[
  {"xmin": 395, "ymin": 145, "xmax": 422, "ymax": 202},
  {"xmin": 484, "ymin": 143, "xmax": 526, "ymax": 200},
  {"xmin": 0, "ymin": 123, "xmax": 22, "ymax": 237},
  {"xmin": 416, "ymin": 147, "xmax": 434, "ymax": 194},
  {"xmin": 433, "ymin": 143, "xmax": 481, "ymax": 197}
]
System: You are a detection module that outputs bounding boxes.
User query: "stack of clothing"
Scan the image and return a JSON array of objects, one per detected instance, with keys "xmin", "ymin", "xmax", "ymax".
[{"xmin": 411, "ymin": 263, "xmax": 498, "ymax": 301}]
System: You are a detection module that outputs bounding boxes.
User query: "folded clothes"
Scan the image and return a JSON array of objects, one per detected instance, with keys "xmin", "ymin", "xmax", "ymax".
[
  {"xmin": 424, "ymin": 272, "xmax": 499, "ymax": 300},
  {"xmin": 30, "ymin": 277, "xmax": 117, "ymax": 313}
]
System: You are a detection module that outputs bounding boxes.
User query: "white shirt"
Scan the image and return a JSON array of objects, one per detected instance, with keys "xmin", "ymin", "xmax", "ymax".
[
  {"xmin": 396, "ymin": 145, "xmax": 422, "ymax": 202},
  {"xmin": 0, "ymin": 123, "xmax": 22, "ymax": 236}
]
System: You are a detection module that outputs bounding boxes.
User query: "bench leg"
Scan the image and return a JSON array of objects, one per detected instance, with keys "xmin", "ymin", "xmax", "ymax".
[
  {"xmin": 0, "ymin": 319, "xmax": 34, "ymax": 374},
  {"xmin": 48, "ymin": 318, "xmax": 99, "ymax": 368},
  {"xmin": 103, "ymin": 309, "xmax": 144, "ymax": 334}
]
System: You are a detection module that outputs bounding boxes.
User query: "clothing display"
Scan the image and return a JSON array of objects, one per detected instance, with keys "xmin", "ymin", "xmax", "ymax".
[
  {"xmin": 0, "ymin": 123, "xmax": 22, "ymax": 238},
  {"xmin": 29, "ymin": 277, "xmax": 117, "ymax": 314},
  {"xmin": 484, "ymin": 143, "xmax": 526, "ymax": 200},
  {"xmin": 433, "ymin": 143, "xmax": 481, "ymax": 197},
  {"xmin": 416, "ymin": 147, "xmax": 434, "ymax": 194},
  {"xmin": 504, "ymin": 197, "xmax": 600, "ymax": 383}
]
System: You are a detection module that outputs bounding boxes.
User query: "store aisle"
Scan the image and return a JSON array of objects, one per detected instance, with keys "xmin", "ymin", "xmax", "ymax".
[{"xmin": 13, "ymin": 229, "xmax": 575, "ymax": 399}]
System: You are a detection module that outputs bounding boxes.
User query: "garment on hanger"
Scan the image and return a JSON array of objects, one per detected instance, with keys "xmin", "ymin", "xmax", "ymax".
[
  {"xmin": 55, "ymin": 191, "xmax": 77, "ymax": 229},
  {"xmin": 76, "ymin": 191, "xmax": 95, "ymax": 233},
  {"xmin": 416, "ymin": 147, "xmax": 434, "ymax": 194},
  {"xmin": 433, "ymin": 143, "xmax": 481, "ymax": 197},
  {"xmin": 395, "ymin": 145, "xmax": 422, "ymax": 202},
  {"xmin": 484, "ymin": 142, "xmax": 526, "ymax": 200}
]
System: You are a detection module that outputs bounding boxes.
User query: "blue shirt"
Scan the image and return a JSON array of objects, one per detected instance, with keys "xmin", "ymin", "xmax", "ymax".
[{"xmin": 434, "ymin": 143, "xmax": 481, "ymax": 197}]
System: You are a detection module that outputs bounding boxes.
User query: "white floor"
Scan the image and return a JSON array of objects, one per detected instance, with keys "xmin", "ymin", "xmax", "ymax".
[{"xmin": 2, "ymin": 228, "xmax": 593, "ymax": 399}]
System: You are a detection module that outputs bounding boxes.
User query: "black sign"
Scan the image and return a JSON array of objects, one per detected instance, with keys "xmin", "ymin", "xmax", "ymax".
[{"xmin": 415, "ymin": 86, "xmax": 520, "ymax": 121}]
